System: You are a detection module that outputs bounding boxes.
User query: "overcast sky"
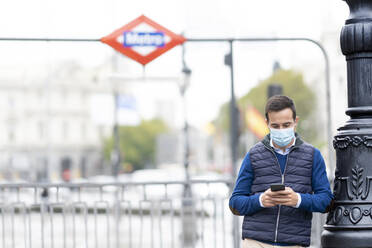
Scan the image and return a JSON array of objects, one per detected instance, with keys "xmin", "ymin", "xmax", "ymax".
[{"xmin": 0, "ymin": 0, "xmax": 349, "ymax": 128}]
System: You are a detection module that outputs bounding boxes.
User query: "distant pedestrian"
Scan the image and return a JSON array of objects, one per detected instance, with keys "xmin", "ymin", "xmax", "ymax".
[
  {"xmin": 229, "ymin": 95, "xmax": 333, "ymax": 247},
  {"xmin": 40, "ymin": 188, "xmax": 49, "ymax": 212}
]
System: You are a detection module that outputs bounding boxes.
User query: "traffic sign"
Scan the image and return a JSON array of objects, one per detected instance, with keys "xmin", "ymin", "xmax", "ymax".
[{"xmin": 101, "ymin": 15, "xmax": 186, "ymax": 65}]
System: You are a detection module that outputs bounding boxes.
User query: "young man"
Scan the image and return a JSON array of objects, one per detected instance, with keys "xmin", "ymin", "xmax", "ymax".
[{"xmin": 229, "ymin": 95, "xmax": 333, "ymax": 248}]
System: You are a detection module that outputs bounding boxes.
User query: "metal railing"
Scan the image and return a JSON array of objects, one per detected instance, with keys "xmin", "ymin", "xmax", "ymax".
[{"xmin": 0, "ymin": 179, "xmax": 236, "ymax": 248}]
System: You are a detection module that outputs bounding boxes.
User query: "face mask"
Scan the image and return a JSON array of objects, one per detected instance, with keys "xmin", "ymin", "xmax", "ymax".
[{"xmin": 270, "ymin": 127, "xmax": 295, "ymax": 147}]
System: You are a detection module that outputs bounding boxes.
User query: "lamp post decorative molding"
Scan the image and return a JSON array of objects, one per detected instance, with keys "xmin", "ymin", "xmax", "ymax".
[
  {"xmin": 333, "ymin": 135, "xmax": 372, "ymax": 149},
  {"xmin": 322, "ymin": 0, "xmax": 372, "ymax": 247}
]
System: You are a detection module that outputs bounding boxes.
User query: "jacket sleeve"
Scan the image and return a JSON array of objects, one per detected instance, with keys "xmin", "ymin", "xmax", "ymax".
[
  {"xmin": 298, "ymin": 148, "xmax": 334, "ymax": 213},
  {"xmin": 229, "ymin": 153, "xmax": 263, "ymax": 216}
]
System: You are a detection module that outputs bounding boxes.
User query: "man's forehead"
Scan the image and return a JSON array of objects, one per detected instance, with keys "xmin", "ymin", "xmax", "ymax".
[
  {"xmin": 267, "ymin": 108, "xmax": 295, "ymax": 121},
  {"xmin": 267, "ymin": 114, "xmax": 295, "ymax": 124},
  {"xmin": 269, "ymin": 120, "xmax": 294, "ymax": 124}
]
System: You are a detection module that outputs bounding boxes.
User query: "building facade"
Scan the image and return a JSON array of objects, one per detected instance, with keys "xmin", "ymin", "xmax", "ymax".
[{"xmin": 0, "ymin": 63, "xmax": 116, "ymax": 181}]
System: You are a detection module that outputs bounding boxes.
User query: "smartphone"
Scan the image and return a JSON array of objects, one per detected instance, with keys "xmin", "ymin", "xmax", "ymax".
[{"xmin": 270, "ymin": 184, "xmax": 285, "ymax": 192}]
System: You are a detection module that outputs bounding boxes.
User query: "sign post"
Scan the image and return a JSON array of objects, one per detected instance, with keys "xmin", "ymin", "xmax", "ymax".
[
  {"xmin": 101, "ymin": 15, "xmax": 186, "ymax": 65},
  {"xmin": 101, "ymin": 15, "xmax": 186, "ymax": 178}
]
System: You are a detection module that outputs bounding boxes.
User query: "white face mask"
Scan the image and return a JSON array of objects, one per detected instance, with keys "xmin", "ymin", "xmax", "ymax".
[{"xmin": 270, "ymin": 127, "xmax": 295, "ymax": 147}]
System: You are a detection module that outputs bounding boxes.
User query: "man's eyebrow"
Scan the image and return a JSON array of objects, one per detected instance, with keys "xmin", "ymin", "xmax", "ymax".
[{"xmin": 270, "ymin": 122, "xmax": 292, "ymax": 126}]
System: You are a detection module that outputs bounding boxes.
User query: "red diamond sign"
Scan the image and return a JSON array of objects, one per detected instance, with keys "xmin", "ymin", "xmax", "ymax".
[{"xmin": 101, "ymin": 15, "xmax": 186, "ymax": 65}]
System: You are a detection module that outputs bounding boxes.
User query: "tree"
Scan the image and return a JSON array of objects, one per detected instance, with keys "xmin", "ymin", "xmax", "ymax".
[
  {"xmin": 103, "ymin": 119, "xmax": 169, "ymax": 171},
  {"xmin": 215, "ymin": 69, "xmax": 317, "ymax": 144}
]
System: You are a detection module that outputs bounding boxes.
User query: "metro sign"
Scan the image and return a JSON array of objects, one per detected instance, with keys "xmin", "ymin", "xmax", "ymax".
[
  {"xmin": 101, "ymin": 15, "xmax": 186, "ymax": 65},
  {"xmin": 123, "ymin": 32, "xmax": 165, "ymax": 47}
]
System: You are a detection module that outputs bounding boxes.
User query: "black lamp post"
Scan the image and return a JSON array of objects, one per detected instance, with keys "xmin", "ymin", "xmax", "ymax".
[
  {"xmin": 321, "ymin": 1, "xmax": 372, "ymax": 247},
  {"xmin": 180, "ymin": 44, "xmax": 197, "ymax": 247},
  {"xmin": 180, "ymin": 60, "xmax": 192, "ymax": 200}
]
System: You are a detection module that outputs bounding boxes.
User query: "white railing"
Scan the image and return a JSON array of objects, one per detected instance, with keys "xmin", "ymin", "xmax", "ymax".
[{"xmin": 0, "ymin": 179, "xmax": 237, "ymax": 248}]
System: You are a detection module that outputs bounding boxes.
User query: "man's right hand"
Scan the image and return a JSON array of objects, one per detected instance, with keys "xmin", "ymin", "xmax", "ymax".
[
  {"xmin": 260, "ymin": 188, "xmax": 279, "ymax": 207},
  {"xmin": 260, "ymin": 187, "xmax": 299, "ymax": 208}
]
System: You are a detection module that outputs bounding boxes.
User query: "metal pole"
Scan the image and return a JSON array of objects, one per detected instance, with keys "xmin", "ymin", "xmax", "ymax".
[
  {"xmin": 308, "ymin": 42, "xmax": 333, "ymax": 179},
  {"xmin": 181, "ymin": 44, "xmax": 192, "ymax": 194},
  {"xmin": 228, "ymin": 42, "xmax": 239, "ymax": 183},
  {"xmin": 180, "ymin": 43, "xmax": 197, "ymax": 247},
  {"xmin": 112, "ymin": 54, "xmax": 121, "ymax": 178},
  {"xmin": 112, "ymin": 91, "xmax": 121, "ymax": 177},
  {"xmin": 0, "ymin": 38, "xmax": 100, "ymax": 42},
  {"xmin": 224, "ymin": 40, "xmax": 240, "ymax": 248},
  {"xmin": 223, "ymin": 40, "xmax": 239, "ymax": 181}
]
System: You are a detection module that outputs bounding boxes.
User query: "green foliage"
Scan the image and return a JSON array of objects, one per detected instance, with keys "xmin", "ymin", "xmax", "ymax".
[
  {"xmin": 215, "ymin": 69, "xmax": 317, "ymax": 143},
  {"xmin": 103, "ymin": 119, "xmax": 169, "ymax": 171}
]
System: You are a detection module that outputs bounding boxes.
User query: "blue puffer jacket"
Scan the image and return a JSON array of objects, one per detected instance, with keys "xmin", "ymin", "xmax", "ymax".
[{"xmin": 242, "ymin": 136, "xmax": 314, "ymax": 247}]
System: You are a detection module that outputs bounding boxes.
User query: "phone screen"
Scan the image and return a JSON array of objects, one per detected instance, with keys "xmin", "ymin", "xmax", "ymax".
[{"xmin": 270, "ymin": 184, "xmax": 285, "ymax": 192}]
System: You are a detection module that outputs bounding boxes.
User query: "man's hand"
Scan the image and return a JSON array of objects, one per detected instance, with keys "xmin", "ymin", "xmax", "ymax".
[
  {"xmin": 271, "ymin": 187, "xmax": 299, "ymax": 207},
  {"xmin": 261, "ymin": 187, "xmax": 299, "ymax": 207},
  {"xmin": 261, "ymin": 188, "xmax": 278, "ymax": 207}
]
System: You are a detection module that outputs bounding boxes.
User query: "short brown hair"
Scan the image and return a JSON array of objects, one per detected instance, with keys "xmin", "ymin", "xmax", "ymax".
[{"xmin": 265, "ymin": 95, "xmax": 296, "ymax": 121}]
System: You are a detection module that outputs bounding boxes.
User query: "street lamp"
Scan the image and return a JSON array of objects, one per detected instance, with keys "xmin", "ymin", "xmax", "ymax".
[
  {"xmin": 179, "ymin": 44, "xmax": 192, "ymax": 198},
  {"xmin": 179, "ymin": 45, "xmax": 197, "ymax": 247},
  {"xmin": 180, "ymin": 63, "xmax": 192, "ymax": 193},
  {"xmin": 112, "ymin": 86, "xmax": 121, "ymax": 178},
  {"xmin": 321, "ymin": 0, "xmax": 372, "ymax": 247},
  {"xmin": 180, "ymin": 66, "xmax": 191, "ymax": 96}
]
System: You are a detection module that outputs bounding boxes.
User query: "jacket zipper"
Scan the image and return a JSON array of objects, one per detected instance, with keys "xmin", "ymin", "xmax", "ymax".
[{"xmin": 264, "ymin": 145, "xmax": 293, "ymax": 243}]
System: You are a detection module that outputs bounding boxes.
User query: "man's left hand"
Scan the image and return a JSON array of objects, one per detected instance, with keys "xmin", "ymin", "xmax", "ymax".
[{"xmin": 270, "ymin": 187, "xmax": 298, "ymax": 207}]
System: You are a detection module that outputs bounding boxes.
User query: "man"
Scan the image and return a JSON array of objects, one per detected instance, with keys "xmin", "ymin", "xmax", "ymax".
[{"xmin": 229, "ymin": 95, "xmax": 333, "ymax": 248}]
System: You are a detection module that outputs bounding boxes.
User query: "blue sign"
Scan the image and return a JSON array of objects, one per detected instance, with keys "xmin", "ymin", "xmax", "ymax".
[
  {"xmin": 116, "ymin": 95, "xmax": 137, "ymax": 110},
  {"xmin": 123, "ymin": 31, "xmax": 165, "ymax": 47}
]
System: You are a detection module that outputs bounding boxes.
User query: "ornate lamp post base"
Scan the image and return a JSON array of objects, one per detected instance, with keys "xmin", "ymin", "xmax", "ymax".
[
  {"xmin": 322, "ymin": 118, "xmax": 372, "ymax": 247},
  {"xmin": 322, "ymin": 230, "xmax": 372, "ymax": 247}
]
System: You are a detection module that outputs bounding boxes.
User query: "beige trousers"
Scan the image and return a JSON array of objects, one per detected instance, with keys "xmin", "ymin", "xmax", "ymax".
[{"xmin": 242, "ymin": 238, "xmax": 302, "ymax": 248}]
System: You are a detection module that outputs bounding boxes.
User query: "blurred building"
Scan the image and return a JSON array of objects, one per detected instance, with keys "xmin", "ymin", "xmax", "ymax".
[
  {"xmin": 0, "ymin": 62, "xmax": 117, "ymax": 181},
  {"xmin": 156, "ymin": 127, "xmax": 211, "ymax": 171},
  {"xmin": 155, "ymin": 99, "xmax": 177, "ymax": 128}
]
